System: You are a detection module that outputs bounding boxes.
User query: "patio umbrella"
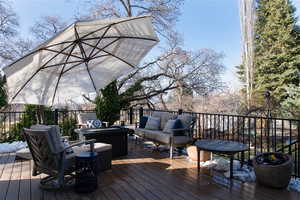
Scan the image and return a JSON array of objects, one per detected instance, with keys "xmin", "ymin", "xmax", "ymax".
[{"xmin": 3, "ymin": 16, "xmax": 159, "ymax": 106}]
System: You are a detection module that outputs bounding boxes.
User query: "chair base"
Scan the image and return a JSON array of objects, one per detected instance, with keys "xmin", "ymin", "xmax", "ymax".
[{"xmin": 39, "ymin": 174, "xmax": 75, "ymax": 190}]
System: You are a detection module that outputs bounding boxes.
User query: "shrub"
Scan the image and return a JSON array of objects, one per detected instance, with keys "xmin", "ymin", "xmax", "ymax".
[{"xmin": 59, "ymin": 118, "xmax": 77, "ymax": 140}]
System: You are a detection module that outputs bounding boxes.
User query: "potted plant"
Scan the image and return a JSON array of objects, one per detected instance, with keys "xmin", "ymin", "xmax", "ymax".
[{"xmin": 253, "ymin": 152, "xmax": 293, "ymax": 189}]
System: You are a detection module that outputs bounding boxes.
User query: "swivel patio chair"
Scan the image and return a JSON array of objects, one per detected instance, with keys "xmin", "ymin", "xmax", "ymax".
[{"xmin": 23, "ymin": 126, "xmax": 95, "ymax": 189}]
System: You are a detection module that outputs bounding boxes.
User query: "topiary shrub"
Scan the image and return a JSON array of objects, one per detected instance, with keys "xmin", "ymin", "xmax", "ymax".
[{"xmin": 95, "ymin": 81, "xmax": 121, "ymax": 126}]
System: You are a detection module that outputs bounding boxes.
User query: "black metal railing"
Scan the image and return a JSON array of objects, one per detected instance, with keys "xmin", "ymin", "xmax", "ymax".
[
  {"xmin": 120, "ymin": 107, "xmax": 300, "ymax": 178},
  {"xmin": 0, "ymin": 107, "xmax": 299, "ymax": 177},
  {"xmin": 0, "ymin": 109, "xmax": 95, "ymax": 142}
]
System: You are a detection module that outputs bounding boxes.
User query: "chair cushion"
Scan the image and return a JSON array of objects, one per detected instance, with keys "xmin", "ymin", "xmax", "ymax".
[
  {"xmin": 163, "ymin": 119, "xmax": 184, "ymax": 134},
  {"xmin": 177, "ymin": 114, "xmax": 194, "ymax": 129},
  {"xmin": 152, "ymin": 111, "xmax": 176, "ymax": 130},
  {"xmin": 145, "ymin": 116, "xmax": 160, "ymax": 130},
  {"xmin": 139, "ymin": 116, "xmax": 148, "ymax": 128},
  {"xmin": 72, "ymin": 142, "xmax": 112, "ymax": 154},
  {"xmin": 86, "ymin": 120, "xmax": 102, "ymax": 128}
]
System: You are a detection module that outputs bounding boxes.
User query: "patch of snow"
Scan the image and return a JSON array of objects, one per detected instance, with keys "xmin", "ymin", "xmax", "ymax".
[
  {"xmin": 0, "ymin": 141, "xmax": 27, "ymax": 153},
  {"xmin": 201, "ymin": 158, "xmax": 256, "ymax": 182},
  {"xmin": 199, "ymin": 157, "xmax": 300, "ymax": 188},
  {"xmin": 288, "ymin": 178, "xmax": 300, "ymax": 192}
]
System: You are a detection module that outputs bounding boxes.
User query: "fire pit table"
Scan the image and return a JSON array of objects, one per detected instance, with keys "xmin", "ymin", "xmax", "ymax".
[
  {"xmin": 195, "ymin": 139, "xmax": 248, "ymax": 179},
  {"xmin": 75, "ymin": 127, "xmax": 128, "ymax": 158}
]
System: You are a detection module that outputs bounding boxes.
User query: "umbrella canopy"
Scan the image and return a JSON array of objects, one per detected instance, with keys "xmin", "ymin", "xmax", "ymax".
[{"xmin": 3, "ymin": 16, "xmax": 159, "ymax": 106}]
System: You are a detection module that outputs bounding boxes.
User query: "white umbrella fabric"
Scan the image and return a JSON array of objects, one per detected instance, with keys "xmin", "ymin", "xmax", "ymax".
[{"xmin": 3, "ymin": 16, "xmax": 159, "ymax": 106}]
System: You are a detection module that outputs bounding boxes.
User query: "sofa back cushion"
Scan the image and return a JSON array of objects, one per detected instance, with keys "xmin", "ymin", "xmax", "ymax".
[
  {"xmin": 177, "ymin": 114, "xmax": 194, "ymax": 129},
  {"xmin": 139, "ymin": 116, "xmax": 149, "ymax": 128},
  {"xmin": 152, "ymin": 111, "xmax": 176, "ymax": 130},
  {"xmin": 163, "ymin": 119, "xmax": 184, "ymax": 134},
  {"xmin": 77, "ymin": 112, "xmax": 97, "ymax": 125},
  {"xmin": 145, "ymin": 116, "xmax": 161, "ymax": 130}
]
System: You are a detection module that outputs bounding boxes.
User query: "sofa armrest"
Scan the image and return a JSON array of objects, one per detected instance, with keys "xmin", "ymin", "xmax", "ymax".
[{"xmin": 165, "ymin": 128, "xmax": 190, "ymax": 136}]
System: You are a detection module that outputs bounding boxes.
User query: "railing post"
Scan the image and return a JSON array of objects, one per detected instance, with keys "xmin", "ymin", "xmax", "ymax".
[
  {"xmin": 139, "ymin": 107, "xmax": 144, "ymax": 122},
  {"xmin": 129, "ymin": 107, "xmax": 133, "ymax": 124},
  {"xmin": 54, "ymin": 109, "xmax": 59, "ymax": 125},
  {"xmin": 178, "ymin": 109, "xmax": 183, "ymax": 115}
]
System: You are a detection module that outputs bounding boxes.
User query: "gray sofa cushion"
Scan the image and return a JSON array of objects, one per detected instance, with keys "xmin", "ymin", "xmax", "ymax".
[
  {"xmin": 152, "ymin": 111, "xmax": 176, "ymax": 130},
  {"xmin": 163, "ymin": 119, "xmax": 184, "ymax": 134},
  {"xmin": 145, "ymin": 116, "xmax": 160, "ymax": 130},
  {"xmin": 177, "ymin": 114, "xmax": 194, "ymax": 129},
  {"xmin": 135, "ymin": 128, "xmax": 191, "ymax": 145}
]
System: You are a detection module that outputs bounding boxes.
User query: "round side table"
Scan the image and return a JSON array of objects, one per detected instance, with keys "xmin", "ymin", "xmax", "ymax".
[{"xmin": 75, "ymin": 152, "xmax": 98, "ymax": 193}]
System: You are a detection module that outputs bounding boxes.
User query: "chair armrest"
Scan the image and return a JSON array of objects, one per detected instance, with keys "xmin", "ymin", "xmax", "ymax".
[{"xmin": 63, "ymin": 139, "xmax": 96, "ymax": 152}]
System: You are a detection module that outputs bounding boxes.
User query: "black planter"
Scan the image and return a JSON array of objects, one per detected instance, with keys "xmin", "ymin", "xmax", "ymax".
[{"xmin": 253, "ymin": 152, "xmax": 293, "ymax": 189}]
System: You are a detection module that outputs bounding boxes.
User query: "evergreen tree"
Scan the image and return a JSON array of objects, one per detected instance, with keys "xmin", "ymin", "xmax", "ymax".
[
  {"xmin": 95, "ymin": 81, "xmax": 121, "ymax": 126},
  {"xmin": 254, "ymin": 0, "xmax": 300, "ymax": 106}
]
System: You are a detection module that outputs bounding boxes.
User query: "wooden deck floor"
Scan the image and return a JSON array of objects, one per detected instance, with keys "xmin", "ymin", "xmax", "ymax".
[{"xmin": 0, "ymin": 138, "xmax": 299, "ymax": 200}]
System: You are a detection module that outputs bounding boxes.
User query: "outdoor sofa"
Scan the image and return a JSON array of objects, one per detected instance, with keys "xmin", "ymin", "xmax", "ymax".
[{"xmin": 135, "ymin": 111, "xmax": 196, "ymax": 158}]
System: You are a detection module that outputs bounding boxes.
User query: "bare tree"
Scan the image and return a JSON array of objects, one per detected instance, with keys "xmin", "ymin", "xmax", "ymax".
[
  {"xmin": 77, "ymin": 0, "xmax": 184, "ymax": 38},
  {"xmin": 30, "ymin": 16, "xmax": 67, "ymax": 42},
  {"xmin": 0, "ymin": 1, "xmax": 34, "ymax": 67},
  {"xmin": 0, "ymin": 37, "xmax": 34, "ymax": 66},
  {"xmin": 116, "ymin": 42, "xmax": 225, "ymax": 109},
  {"xmin": 0, "ymin": 1, "xmax": 18, "ymax": 39}
]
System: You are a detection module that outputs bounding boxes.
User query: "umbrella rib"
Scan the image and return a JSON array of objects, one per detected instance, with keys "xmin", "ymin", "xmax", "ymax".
[
  {"xmin": 90, "ymin": 38, "xmax": 120, "ymax": 58},
  {"xmin": 42, "ymin": 60, "xmax": 82, "ymax": 69},
  {"xmin": 82, "ymin": 35, "xmax": 158, "ymax": 42},
  {"xmin": 84, "ymin": 61, "xmax": 98, "ymax": 94},
  {"xmin": 42, "ymin": 48, "xmax": 83, "ymax": 60},
  {"xmin": 80, "ymin": 16, "xmax": 151, "ymax": 40},
  {"xmin": 10, "ymin": 41, "xmax": 76, "ymax": 102},
  {"xmin": 88, "ymin": 25, "xmax": 112, "ymax": 58},
  {"xmin": 62, "ymin": 61, "xmax": 84, "ymax": 74},
  {"xmin": 90, "ymin": 54, "xmax": 109, "ymax": 60},
  {"xmin": 81, "ymin": 41, "xmax": 136, "ymax": 69},
  {"xmin": 51, "ymin": 42, "xmax": 78, "ymax": 106},
  {"xmin": 74, "ymin": 25, "xmax": 98, "ymax": 94}
]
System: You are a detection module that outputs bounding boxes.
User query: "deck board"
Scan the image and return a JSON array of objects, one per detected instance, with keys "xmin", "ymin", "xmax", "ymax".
[{"xmin": 0, "ymin": 138, "xmax": 299, "ymax": 200}]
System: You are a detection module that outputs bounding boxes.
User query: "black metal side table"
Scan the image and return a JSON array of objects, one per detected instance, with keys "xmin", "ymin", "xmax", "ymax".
[{"xmin": 75, "ymin": 152, "xmax": 98, "ymax": 193}]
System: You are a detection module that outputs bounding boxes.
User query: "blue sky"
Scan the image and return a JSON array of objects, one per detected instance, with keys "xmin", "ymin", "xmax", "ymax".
[{"xmin": 10, "ymin": 0, "xmax": 300, "ymax": 88}]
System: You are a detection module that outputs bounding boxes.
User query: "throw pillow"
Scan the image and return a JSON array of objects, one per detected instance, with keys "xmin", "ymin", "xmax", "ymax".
[
  {"xmin": 145, "ymin": 116, "xmax": 161, "ymax": 130},
  {"xmin": 177, "ymin": 114, "xmax": 194, "ymax": 129},
  {"xmin": 163, "ymin": 119, "xmax": 184, "ymax": 135},
  {"xmin": 152, "ymin": 111, "xmax": 176, "ymax": 130},
  {"xmin": 139, "ymin": 116, "xmax": 148, "ymax": 128},
  {"xmin": 87, "ymin": 120, "xmax": 102, "ymax": 128}
]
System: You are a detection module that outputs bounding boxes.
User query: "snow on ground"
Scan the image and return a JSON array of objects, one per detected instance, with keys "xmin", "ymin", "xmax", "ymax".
[
  {"xmin": 199, "ymin": 157, "xmax": 300, "ymax": 192},
  {"xmin": 0, "ymin": 141, "xmax": 27, "ymax": 153}
]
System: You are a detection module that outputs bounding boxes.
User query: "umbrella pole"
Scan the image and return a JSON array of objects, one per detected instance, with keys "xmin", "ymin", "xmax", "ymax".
[{"xmin": 36, "ymin": 105, "xmax": 45, "ymax": 124}]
